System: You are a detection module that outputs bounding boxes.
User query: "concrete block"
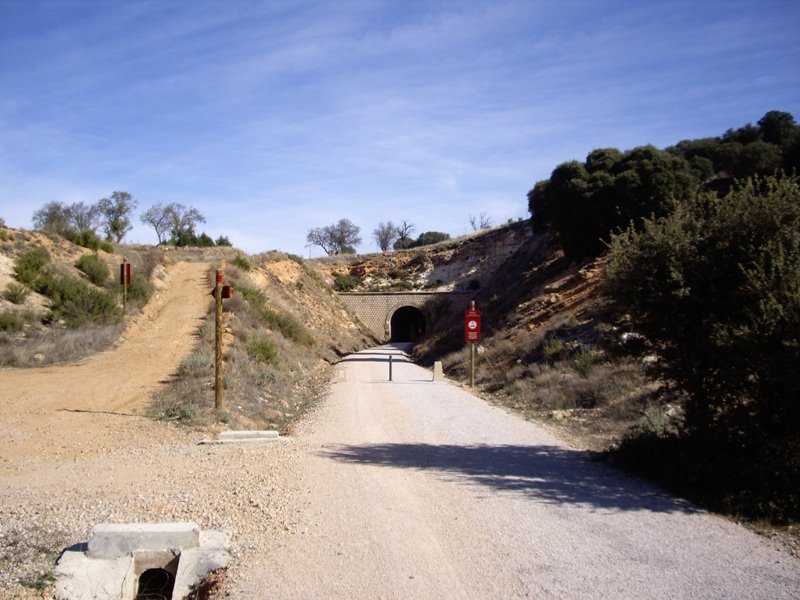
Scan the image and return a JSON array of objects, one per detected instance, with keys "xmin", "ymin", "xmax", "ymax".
[
  {"xmin": 217, "ymin": 430, "xmax": 279, "ymax": 440},
  {"xmin": 433, "ymin": 361, "xmax": 445, "ymax": 381},
  {"xmin": 87, "ymin": 522, "xmax": 200, "ymax": 560}
]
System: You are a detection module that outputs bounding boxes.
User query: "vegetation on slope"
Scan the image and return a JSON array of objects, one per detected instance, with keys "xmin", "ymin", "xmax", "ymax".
[{"xmin": 149, "ymin": 252, "xmax": 373, "ymax": 432}]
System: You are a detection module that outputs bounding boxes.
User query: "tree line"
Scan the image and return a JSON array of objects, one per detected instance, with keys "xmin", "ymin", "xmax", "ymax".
[
  {"xmin": 306, "ymin": 218, "xmax": 454, "ymax": 255},
  {"xmin": 528, "ymin": 110, "xmax": 800, "ymax": 260},
  {"xmin": 31, "ymin": 192, "xmax": 232, "ymax": 249}
]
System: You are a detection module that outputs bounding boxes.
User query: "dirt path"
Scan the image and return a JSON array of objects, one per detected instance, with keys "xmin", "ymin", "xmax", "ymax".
[
  {"xmin": 227, "ymin": 345, "xmax": 800, "ymax": 599},
  {"xmin": 0, "ymin": 261, "xmax": 211, "ymax": 471}
]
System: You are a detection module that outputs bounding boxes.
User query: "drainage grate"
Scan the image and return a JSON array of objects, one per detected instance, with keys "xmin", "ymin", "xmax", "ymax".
[{"xmin": 135, "ymin": 568, "xmax": 175, "ymax": 600}]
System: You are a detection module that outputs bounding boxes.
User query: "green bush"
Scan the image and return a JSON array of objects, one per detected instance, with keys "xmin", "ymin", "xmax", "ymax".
[
  {"xmin": 76, "ymin": 254, "xmax": 110, "ymax": 286},
  {"xmin": 39, "ymin": 274, "xmax": 119, "ymax": 327},
  {"xmin": 238, "ymin": 284, "xmax": 314, "ymax": 347},
  {"xmin": 0, "ymin": 312, "xmax": 22, "ymax": 332},
  {"xmin": 603, "ymin": 174, "xmax": 800, "ymax": 437},
  {"xmin": 573, "ymin": 345, "xmax": 600, "ymax": 377},
  {"xmin": 543, "ymin": 338, "xmax": 565, "ymax": 361},
  {"xmin": 13, "ymin": 247, "xmax": 50, "ymax": 286},
  {"xmin": 126, "ymin": 274, "xmax": 154, "ymax": 306},
  {"xmin": 333, "ymin": 274, "xmax": 359, "ymax": 291},
  {"xmin": 4, "ymin": 282, "xmax": 30, "ymax": 304},
  {"xmin": 249, "ymin": 339, "xmax": 278, "ymax": 364},
  {"xmin": 232, "ymin": 254, "xmax": 251, "ymax": 271},
  {"xmin": 69, "ymin": 230, "xmax": 113, "ymax": 252}
]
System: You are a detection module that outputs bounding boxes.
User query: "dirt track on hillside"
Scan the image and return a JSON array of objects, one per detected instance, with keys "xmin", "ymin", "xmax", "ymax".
[{"xmin": 0, "ymin": 261, "xmax": 211, "ymax": 471}]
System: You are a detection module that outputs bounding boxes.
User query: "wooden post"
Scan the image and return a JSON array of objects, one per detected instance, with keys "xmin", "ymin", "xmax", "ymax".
[
  {"xmin": 214, "ymin": 270, "xmax": 223, "ymax": 412},
  {"xmin": 120, "ymin": 259, "xmax": 130, "ymax": 312}
]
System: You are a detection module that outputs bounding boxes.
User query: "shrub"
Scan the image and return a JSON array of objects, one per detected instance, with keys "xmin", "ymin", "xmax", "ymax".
[
  {"xmin": 177, "ymin": 348, "xmax": 214, "ymax": 377},
  {"xmin": 573, "ymin": 345, "xmax": 600, "ymax": 377},
  {"xmin": 69, "ymin": 230, "xmax": 113, "ymax": 252},
  {"xmin": 13, "ymin": 247, "xmax": 50, "ymax": 286},
  {"xmin": 232, "ymin": 254, "xmax": 251, "ymax": 271},
  {"xmin": 126, "ymin": 274, "xmax": 154, "ymax": 306},
  {"xmin": 0, "ymin": 312, "xmax": 22, "ymax": 332},
  {"xmin": 603, "ymin": 174, "xmax": 800, "ymax": 438},
  {"xmin": 543, "ymin": 338, "xmax": 565, "ymax": 361},
  {"xmin": 249, "ymin": 339, "xmax": 278, "ymax": 364},
  {"xmin": 333, "ymin": 274, "xmax": 359, "ymax": 292},
  {"xmin": 42, "ymin": 275, "xmax": 119, "ymax": 327},
  {"xmin": 76, "ymin": 253, "xmax": 110, "ymax": 286},
  {"xmin": 4, "ymin": 282, "xmax": 30, "ymax": 304},
  {"xmin": 238, "ymin": 284, "xmax": 315, "ymax": 347}
]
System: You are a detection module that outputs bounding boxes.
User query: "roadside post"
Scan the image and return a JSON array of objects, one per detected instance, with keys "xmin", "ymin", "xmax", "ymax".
[
  {"xmin": 464, "ymin": 301, "xmax": 481, "ymax": 387},
  {"xmin": 120, "ymin": 259, "xmax": 131, "ymax": 312},
  {"xmin": 211, "ymin": 270, "xmax": 233, "ymax": 413},
  {"xmin": 389, "ymin": 354, "xmax": 393, "ymax": 381}
]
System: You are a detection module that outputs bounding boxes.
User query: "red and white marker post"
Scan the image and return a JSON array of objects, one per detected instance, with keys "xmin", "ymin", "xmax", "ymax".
[{"xmin": 464, "ymin": 300, "xmax": 482, "ymax": 387}]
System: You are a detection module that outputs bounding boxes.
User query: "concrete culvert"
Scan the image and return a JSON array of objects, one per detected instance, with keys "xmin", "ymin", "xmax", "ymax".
[
  {"xmin": 390, "ymin": 306, "xmax": 426, "ymax": 342},
  {"xmin": 136, "ymin": 567, "xmax": 175, "ymax": 599}
]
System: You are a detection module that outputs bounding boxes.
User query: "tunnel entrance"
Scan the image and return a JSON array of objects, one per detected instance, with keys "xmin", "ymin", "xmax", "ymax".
[{"xmin": 390, "ymin": 306, "xmax": 426, "ymax": 343}]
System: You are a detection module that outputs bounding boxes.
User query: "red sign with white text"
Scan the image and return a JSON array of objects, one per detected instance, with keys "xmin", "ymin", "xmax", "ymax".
[{"xmin": 464, "ymin": 309, "xmax": 481, "ymax": 343}]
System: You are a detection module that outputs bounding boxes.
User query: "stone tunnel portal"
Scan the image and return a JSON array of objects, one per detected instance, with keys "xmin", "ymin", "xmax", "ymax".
[{"xmin": 390, "ymin": 306, "xmax": 426, "ymax": 343}]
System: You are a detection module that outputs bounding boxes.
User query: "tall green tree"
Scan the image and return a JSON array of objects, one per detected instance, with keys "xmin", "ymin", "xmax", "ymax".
[{"xmin": 97, "ymin": 191, "xmax": 137, "ymax": 243}]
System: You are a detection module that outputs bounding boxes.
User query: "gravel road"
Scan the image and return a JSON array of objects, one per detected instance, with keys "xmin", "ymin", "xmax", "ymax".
[{"xmin": 226, "ymin": 345, "xmax": 800, "ymax": 599}]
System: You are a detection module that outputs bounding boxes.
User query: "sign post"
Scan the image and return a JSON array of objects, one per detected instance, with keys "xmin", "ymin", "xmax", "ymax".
[
  {"xmin": 120, "ymin": 259, "xmax": 131, "ymax": 312},
  {"xmin": 210, "ymin": 272, "xmax": 234, "ymax": 413},
  {"xmin": 214, "ymin": 270, "xmax": 223, "ymax": 412},
  {"xmin": 464, "ymin": 301, "xmax": 481, "ymax": 388}
]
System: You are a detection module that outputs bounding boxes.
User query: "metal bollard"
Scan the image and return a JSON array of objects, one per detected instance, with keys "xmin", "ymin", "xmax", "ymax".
[{"xmin": 389, "ymin": 354, "xmax": 393, "ymax": 381}]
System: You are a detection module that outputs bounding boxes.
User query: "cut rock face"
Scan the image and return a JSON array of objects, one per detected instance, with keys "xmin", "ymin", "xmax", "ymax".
[{"xmin": 55, "ymin": 522, "xmax": 230, "ymax": 600}]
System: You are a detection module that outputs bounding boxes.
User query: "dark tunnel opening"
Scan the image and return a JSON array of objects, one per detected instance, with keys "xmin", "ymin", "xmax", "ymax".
[{"xmin": 390, "ymin": 306, "xmax": 426, "ymax": 343}]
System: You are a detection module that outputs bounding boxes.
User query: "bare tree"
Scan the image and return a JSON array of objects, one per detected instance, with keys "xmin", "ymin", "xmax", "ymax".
[
  {"xmin": 32, "ymin": 201, "xmax": 100, "ymax": 236},
  {"xmin": 166, "ymin": 204, "xmax": 205, "ymax": 243},
  {"xmin": 373, "ymin": 221, "xmax": 398, "ymax": 252},
  {"xmin": 307, "ymin": 218, "xmax": 361, "ymax": 255},
  {"xmin": 469, "ymin": 212, "xmax": 492, "ymax": 231},
  {"xmin": 140, "ymin": 203, "xmax": 171, "ymax": 244},
  {"xmin": 393, "ymin": 220, "xmax": 415, "ymax": 249}
]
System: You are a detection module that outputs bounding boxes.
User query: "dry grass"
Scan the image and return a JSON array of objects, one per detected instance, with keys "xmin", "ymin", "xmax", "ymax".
[{"xmin": 0, "ymin": 322, "xmax": 125, "ymax": 367}]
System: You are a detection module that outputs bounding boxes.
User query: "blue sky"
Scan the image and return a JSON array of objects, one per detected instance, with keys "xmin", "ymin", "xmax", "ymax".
[{"xmin": 1, "ymin": 1, "xmax": 798, "ymax": 256}]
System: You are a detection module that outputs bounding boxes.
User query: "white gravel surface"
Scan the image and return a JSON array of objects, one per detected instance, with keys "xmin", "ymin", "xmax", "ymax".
[{"xmin": 227, "ymin": 345, "xmax": 800, "ymax": 599}]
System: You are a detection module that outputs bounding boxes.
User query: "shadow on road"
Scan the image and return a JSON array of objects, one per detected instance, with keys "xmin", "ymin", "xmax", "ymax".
[{"xmin": 322, "ymin": 443, "xmax": 696, "ymax": 514}]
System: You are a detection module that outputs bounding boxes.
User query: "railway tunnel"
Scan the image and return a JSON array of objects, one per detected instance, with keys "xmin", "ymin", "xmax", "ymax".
[{"xmin": 389, "ymin": 306, "xmax": 426, "ymax": 343}]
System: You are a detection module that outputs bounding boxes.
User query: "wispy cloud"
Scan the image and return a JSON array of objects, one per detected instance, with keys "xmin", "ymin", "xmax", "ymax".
[{"xmin": 1, "ymin": 1, "xmax": 798, "ymax": 253}]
